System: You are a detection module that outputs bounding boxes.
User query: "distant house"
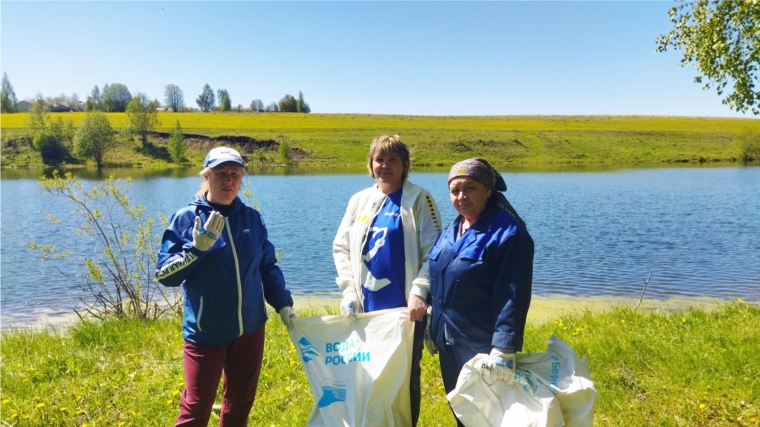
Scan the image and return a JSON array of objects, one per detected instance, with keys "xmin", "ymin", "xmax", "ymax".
[{"xmin": 15, "ymin": 100, "xmax": 33, "ymax": 112}]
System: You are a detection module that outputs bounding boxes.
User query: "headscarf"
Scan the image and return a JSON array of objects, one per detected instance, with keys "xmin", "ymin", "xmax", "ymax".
[{"xmin": 448, "ymin": 158, "xmax": 526, "ymax": 229}]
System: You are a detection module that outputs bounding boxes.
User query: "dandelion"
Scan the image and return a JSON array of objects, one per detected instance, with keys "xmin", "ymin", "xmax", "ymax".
[
  {"xmin": 76, "ymin": 395, "xmax": 83, "ymax": 401},
  {"xmin": 699, "ymin": 403, "xmax": 705, "ymax": 409},
  {"xmin": 750, "ymin": 417, "xmax": 755, "ymax": 422},
  {"xmin": 682, "ymin": 317, "xmax": 687, "ymax": 323},
  {"xmin": 737, "ymin": 298, "xmax": 744, "ymax": 304},
  {"xmin": 172, "ymin": 390, "xmax": 180, "ymax": 397},
  {"xmin": 76, "ymin": 409, "xmax": 84, "ymax": 415},
  {"xmin": 83, "ymin": 424, "xmax": 89, "ymax": 427},
  {"xmin": 2, "ymin": 399, "xmax": 9, "ymax": 404},
  {"xmin": 11, "ymin": 413, "xmax": 18, "ymax": 419},
  {"xmin": 60, "ymin": 407, "xmax": 68, "ymax": 411},
  {"xmin": 36, "ymin": 403, "xmax": 45, "ymax": 408},
  {"xmin": 167, "ymin": 399, "xmax": 173, "ymax": 405},
  {"xmin": 126, "ymin": 353, "xmax": 132, "ymax": 358},
  {"xmin": 290, "ymin": 360, "xmax": 295, "ymax": 365},
  {"xmin": 26, "ymin": 367, "xmax": 34, "ymax": 371},
  {"xmin": 620, "ymin": 319, "xmax": 625, "ymax": 323}
]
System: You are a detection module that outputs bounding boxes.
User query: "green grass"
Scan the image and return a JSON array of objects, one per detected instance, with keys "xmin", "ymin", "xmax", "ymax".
[
  {"xmin": 3, "ymin": 112, "xmax": 760, "ymax": 168},
  {"xmin": 2, "ymin": 301, "xmax": 758, "ymax": 426}
]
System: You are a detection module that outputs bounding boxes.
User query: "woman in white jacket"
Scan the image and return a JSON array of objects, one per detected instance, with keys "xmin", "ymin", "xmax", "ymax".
[{"xmin": 333, "ymin": 134, "xmax": 441, "ymax": 426}]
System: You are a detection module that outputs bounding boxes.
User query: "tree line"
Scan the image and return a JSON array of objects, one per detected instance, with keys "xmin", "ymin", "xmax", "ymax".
[
  {"xmin": 1, "ymin": 74, "xmax": 311, "ymax": 115},
  {"xmin": 19, "ymin": 93, "xmax": 186, "ymax": 168}
]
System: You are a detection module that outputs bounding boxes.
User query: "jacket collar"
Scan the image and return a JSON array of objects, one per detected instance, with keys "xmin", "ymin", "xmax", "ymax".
[
  {"xmin": 443, "ymin": 202, "xmax": 499, "ymax": 247},
  {"xmin": 193, "ymin": 194, "xmax": 244, "ymax": 215}
]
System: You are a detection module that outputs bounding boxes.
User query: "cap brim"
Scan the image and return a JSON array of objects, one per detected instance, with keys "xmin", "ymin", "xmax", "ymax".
[{"xmin": 206, "ymin": 158, "xmax": 245, "ymax": 169}]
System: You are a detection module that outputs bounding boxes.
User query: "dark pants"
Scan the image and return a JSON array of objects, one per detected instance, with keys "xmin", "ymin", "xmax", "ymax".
[
  {"xmin": 439, "ymin": 342, "xmax": 486, "ymax": 427},
  {"xmin": 410, "ymin": 320, "xmax": 424, "ymax": 427},
  {"xmin": 175, "ymin": 326, "xmax": 266, "ymax": 427}
]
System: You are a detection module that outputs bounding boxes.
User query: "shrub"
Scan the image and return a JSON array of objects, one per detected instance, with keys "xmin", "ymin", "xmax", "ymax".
[
  {"xmin": 27, "ymin": 171, "xmax": 181, "ymax": 321},
  {"xmin": 168, "ymin": 120, "xmax": 187, "ymax": 163},
  {"xmin": 33, "ymin": 131, "xmax": 67, "ymax": 165},
  {"xmin": 737, "ymin": 131, "xmax": 760, "ymax": 162}
]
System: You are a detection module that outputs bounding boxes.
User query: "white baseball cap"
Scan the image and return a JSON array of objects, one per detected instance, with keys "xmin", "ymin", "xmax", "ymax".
[{"xmin": 204, "ymin": 147, "xmax": 245, "ymax": 169}]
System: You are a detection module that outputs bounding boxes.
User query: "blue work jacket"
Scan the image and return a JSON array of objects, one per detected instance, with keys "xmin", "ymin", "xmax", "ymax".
[{"xmin": 429, "ymin": 200, "xmax": 534, "ymax": 354}]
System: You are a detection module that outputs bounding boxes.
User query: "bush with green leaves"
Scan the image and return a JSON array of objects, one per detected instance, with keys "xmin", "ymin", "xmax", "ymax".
[
  {"xmin": 168, "ymin": 120, "xmax": 187, "ymax": 163},
  {"xmin": 27, "ymin": 171, "xmax": 181, "ymax": 321},
  {"xmin": 25, "ymin": 99, "xmax": 74, "ymax": 164},
  {"xmin": 737, "ymin": 131, "xmax": 760, "ymax": 162},
  {"xmin": 74, "ymin": 111, "xmax": 115, "ymax": 167}
]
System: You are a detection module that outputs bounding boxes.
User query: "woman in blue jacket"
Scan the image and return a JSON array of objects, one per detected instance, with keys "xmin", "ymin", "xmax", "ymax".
[
  {"xmin": 426, "ymin": 158, "xmax": 534, "ymax": 426},
  {"xmin": 156, "ymin": 147, "xmax": 295, "ymax": 427}
]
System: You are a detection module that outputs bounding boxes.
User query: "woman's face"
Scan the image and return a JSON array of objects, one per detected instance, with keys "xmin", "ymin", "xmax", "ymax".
[
  {"xmin": 371, "ymin": 151, "xmax": 404, "ymax": 191},
  {"xmin": 449, "ymin": 177, "xmax": 492, "ymax": 221},
  {"xmin": 206, "ymin": 163, "xmax": 243, "ymax": 205}
]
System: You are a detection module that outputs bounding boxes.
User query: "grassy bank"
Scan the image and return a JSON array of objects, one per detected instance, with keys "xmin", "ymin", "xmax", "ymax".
[
  {"xmin": 2, "ymin": 113, "xmax": 759, "ymax": 168},
  {"xmin": 1, "ymin": 300, "xmax": 757, "ymax": 426}
]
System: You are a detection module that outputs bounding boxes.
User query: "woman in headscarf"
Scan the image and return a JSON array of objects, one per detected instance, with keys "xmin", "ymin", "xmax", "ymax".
[{"xmin": 426, "ymin": 158, "xmax": 534, "ymax": 426}]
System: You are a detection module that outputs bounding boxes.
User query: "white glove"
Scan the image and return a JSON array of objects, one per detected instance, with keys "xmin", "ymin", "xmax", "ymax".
[
  {"xmin": 192, "ymin": 211, "xmax": 225, "ymax": 251},
  {"xmin": 424, "ymin": 306, "xmax": 438, "ymax": 356},
  {"xmin": 482, "ymin": 347, "xmax": 515, "ymax": 384},
  {"xmin": 279, "ymin": 306, "xmax": 296, "ymax": 330},
  {"xmin": 340, "ymin": 298, "xmax": 358, "ymax": 320}
]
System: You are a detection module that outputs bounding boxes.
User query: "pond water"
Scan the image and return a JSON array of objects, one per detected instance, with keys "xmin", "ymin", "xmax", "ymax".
[{"xmin": 1, "ymin": 165, "xmax": 759, "ymax": 327}]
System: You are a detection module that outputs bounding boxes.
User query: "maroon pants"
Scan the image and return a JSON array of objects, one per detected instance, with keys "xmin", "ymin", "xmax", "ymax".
[{"xmin": 175, "ymin": 326, "xmax": 266, "ymax": 427}]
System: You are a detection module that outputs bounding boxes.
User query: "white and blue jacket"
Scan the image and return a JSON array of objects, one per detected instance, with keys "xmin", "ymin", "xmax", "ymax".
[{"xmin": 156, "ymin": 195, "xmax": 293, "ymax": 347}]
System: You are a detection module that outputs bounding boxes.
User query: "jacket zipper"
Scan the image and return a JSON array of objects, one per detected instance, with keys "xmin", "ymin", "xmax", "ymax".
[
  {"xmin": 197, "ymin": 297, "xmax": 204, "ymax": 331},
  {"xmin": 224, "ymin": 217, "xmax": 244, "ymax": 337}
]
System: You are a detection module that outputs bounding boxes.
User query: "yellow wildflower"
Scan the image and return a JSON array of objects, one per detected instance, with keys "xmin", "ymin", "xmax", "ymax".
[
  {"xmin": 36, "ymin": 403, "xmax": 45, "ymax": 408},
  {"xmin": 2, "ymin": 399, "xmax": 8, "ymax": 404},
  {"xmin": 60, "ymin": 407, "xmax": 68, "ymax": 411},
  {"xmin": 681, "ymin": 317, "xmax": 686, "ymax": 323},
  {"xmin": 737, "ymin": 298, "xmax": 744, "ymax": 303},
  {"xmin": 699, "ymin": 403, "xmax": 705, "ymax": 409}
]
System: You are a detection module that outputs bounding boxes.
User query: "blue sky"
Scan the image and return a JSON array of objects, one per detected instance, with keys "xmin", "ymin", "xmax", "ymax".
[{"xmin": 0, "ymin": 1, "xmax": 748, "ymax": 117}]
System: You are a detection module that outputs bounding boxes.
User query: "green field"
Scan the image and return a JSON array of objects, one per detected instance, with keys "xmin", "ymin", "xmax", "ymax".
[
  {"xmin": 2, "ymin": 112, "xmax": 759, "ymax": 168},
  {"xmin": 1, "ymin": 299, "xmax": 758, "ymax": 426}
]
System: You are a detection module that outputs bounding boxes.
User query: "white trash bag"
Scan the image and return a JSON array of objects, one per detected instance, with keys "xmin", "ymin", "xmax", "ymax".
[
  {"xmin": 447, "ymin": 335, "xmax": 596, "ymax": 427},
  {"xmin": 288, "ymin": 307, "xmax": 415, "ymax": 427}
]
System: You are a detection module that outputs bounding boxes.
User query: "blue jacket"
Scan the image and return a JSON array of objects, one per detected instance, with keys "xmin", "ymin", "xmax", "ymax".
[
  {"xmin": 429, "ymin": 199, "xmax": 533, "ymax": 353},
  {"xmin": 156, "ymin": 195, "xmax": 293, "ymax": 347}
]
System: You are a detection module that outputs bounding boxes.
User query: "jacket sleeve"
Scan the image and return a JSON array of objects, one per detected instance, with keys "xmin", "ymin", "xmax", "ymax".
[
  {"xmin": 490, "ymin": 229, "xmax": 534, "ymax": 351},
  {"xmin": 410, "ymin": 190, "xmax": 443, "ymax": 300},
  {"xmin": 333, "ymin": 194, "xmax": 359, "ymax": 301},
  {"xmin": 258, "ymin": 219, "xmax": 293, "ymax": 312},
  {"xmin": 155, "ymin": 210, "xmax": 210, "ymax": 287}
]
